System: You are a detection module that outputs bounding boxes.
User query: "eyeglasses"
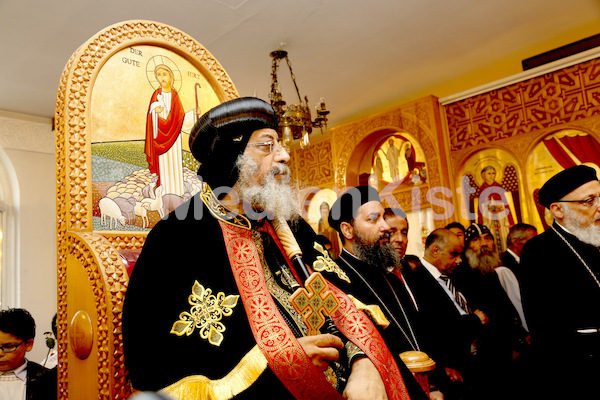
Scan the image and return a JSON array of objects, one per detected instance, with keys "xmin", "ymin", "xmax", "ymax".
[
  {"xmin": 0, "ymin": 340, "xmax": 25, "ymax": 353},
  {"xmin": 556, "ymin": 195, "xmax": 600, "ymax": 208},
  {"xmin": 246, "ymin": 141, "xmax": 286, "ymax": 154}
]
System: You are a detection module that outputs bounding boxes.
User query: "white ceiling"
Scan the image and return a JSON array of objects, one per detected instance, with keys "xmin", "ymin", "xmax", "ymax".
[{"xmin": 1, "ymin": 0, "xmax": 599, "ymax": 128}]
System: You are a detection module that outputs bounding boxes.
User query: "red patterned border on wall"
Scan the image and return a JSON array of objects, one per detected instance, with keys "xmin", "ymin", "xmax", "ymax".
[{"xmin": 445, "ymin": 57, "xmax": 600, "ymax": 151}]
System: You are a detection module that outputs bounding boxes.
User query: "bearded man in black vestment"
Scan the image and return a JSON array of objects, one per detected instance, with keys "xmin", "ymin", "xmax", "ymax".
[
  {"xmin": 520, "ymin": 164, "xmax": 600, "ymax": 398},
  {"xmin": 320, "ymin": 186, "xmax": 431, "ymax": 399},
  {"xmin": 122, "ymin": 97, "xmax": 424, "ymax": 400}
]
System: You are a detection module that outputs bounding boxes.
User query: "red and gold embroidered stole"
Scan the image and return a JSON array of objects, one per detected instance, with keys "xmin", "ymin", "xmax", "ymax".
[{"xmin": 219, "ymin": 220, "xmax": 410, "ymax": 400}]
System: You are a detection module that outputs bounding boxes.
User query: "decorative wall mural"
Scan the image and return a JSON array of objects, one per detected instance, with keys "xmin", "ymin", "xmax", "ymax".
[
  {"xmin": 457, "ymin": 149, "xmax": 524, "ymax": 252},
  {"xmin": 305, "ymin": 188, "xmax": 341, "ymax": 259},
  {"xmin": 445, "ymin": 57, "xmax": 600, "ymax": 152},
  {"xmin": 90, "ymin": 45, "xmax": 220, "ymax": 231},
  {"xmin": 371, "ymin": 134, "xmax": 427, "ymax": 187},
  {"xmin": 526, "ymin": 129, "xmax": 600, "ymax": 229}
]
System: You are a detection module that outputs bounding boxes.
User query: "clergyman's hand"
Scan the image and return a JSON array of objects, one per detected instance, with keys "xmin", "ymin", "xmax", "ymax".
[
  {"xmin": 342, "ymin": 357, "xmax": 387, "ymax": 400},
  {"xmin": 444, "ymin": 367, "xmax": 463, "ymax": 383},
  {"xmin": 297, "ymin": 333, "xmax": 343, "ymax": 371}
]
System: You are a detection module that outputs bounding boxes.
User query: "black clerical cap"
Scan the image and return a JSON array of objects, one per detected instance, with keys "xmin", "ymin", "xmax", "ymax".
[
  {"xmin": 538, "ymin": 165, "xmax": 598, "ymax": 208},
  {"xmin": 328, "ymin": 185, "xmax": 381, "ymax": 232},
  {"xmin": 464, "ymin": 223, "xmax": 491, "ymax": 248},
  {"xmin": 189, "ymin": 97, "xmax": 278, "ymax": 190}
]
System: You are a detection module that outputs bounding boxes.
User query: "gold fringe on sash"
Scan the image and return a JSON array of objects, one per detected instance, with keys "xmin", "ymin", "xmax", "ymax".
[{"xmin": 160, "ymin": 345, "xmax": 268, "ymax": 400}]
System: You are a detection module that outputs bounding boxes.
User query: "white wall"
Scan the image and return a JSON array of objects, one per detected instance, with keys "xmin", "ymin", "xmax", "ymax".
[{"xmin": 0, "ymin": 111, "xmax": 57, "ymax": 362}]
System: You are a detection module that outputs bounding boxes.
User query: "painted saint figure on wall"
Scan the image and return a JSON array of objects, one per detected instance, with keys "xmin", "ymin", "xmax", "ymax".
[
  {"xmin": 317, "ymin": 201, "xmax": 340, "ymax": 259},
  {"xmin": 145, "ymin": 64, "xmax": 185, "ymax": 196},
  {"xmin": 476, "ymin": 165, "xmax": 515, "ymax": 251},
  {"xmin": 386, "ymin": 138, "xmax": 400, "ymax": 182}
]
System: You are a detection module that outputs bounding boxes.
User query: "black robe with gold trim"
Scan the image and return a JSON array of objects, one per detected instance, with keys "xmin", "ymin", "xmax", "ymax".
[
  {"xmin": 123, "ymin": 191, "xmax": 428, "ymax": 398},
  {"xmin": 123, "ymin": 193, "xmax": 307, "ymax": 398}
]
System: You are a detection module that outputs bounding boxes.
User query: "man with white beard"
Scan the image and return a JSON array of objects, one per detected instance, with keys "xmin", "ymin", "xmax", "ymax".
[
  {"xmin": 452, "ymin": 224, "xmax": 528, "ymax": 400},
  {"xmin": 520, "ymin": 164, "xmax": 600, "ymax": 398},
  {"xmin": 123, "ymin": 98, "xmax": 416, "ymax": 400}
]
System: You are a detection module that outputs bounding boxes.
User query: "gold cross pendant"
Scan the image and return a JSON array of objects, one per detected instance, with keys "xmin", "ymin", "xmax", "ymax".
[{"xmin": 289, "ymin": 272, "xmax": 340, "ymax": 336}]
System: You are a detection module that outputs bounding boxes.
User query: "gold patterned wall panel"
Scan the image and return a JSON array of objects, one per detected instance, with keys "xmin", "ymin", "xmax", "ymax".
[
  {"xmin": 290, "ymin": 137, "xmax": 334, "ymax": 188},
  {"xmin": 329, "ymin": 96, "xmax": 452, "ymax": 227},
  {"xmin": 444, "ymin": 57, "xmax": 600, "ymax": 234},
  {"xmin": 55, "ymin": 20, "xmax": 238, "ymax": 399},
  {"xmin": 445, "ymin": 57, "xmax": 600, "ymax": 151}
]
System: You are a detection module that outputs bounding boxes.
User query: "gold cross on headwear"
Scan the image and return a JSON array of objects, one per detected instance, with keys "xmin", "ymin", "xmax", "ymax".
[{"xmin": 290, "ymin": 272, "xmax": 340, "ymax": 336}]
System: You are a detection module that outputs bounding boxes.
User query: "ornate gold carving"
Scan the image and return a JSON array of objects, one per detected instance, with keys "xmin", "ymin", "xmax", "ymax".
[
  {"xmin": 171, "ymin": 281, "xmax": 240, "ymax": 347},
  {"xmin": 56, "ymin": 20, "xmax": 240, "ymax": 399},
  {"xmin": 312, "ymin": 242, "xmax": 350, "ymax": 283},
  {"xmin": 64, "ymin": 232, "xmax": 133, "ymax": 399},
  {"xmin": 56, "ymin": 49, "xmax": 74, "ymax": 400},
  {"xmin": 101, "ymin": 232, "xmax": 147, "ymax": 251}
]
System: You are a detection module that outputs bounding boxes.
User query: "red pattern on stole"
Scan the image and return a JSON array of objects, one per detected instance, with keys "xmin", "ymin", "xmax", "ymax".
[{"xmin": 219, "ymin": 220, "xmax": 410, "ymax": 400}]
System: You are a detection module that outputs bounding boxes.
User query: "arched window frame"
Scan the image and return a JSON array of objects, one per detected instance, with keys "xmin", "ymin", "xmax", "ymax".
[{"xmin": 0, "ymin": 144, "xmax": 20, "ymax": 308}]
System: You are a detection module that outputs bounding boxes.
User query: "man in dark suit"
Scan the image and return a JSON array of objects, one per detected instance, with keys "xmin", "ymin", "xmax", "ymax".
[
  {"xmin": 500, "ymin": 223, "xmax": 537, "ymax": 281},
  {"xmin": 409, "ymin": 229, "xmax": 487, "ymax": 400},
  {"xmin": 520, "ymin": 165, "xmax": 600, "ymax": 398},
  {"xmin": 0, "ymin": 308, "xmax": 57, "ymax": 400}
]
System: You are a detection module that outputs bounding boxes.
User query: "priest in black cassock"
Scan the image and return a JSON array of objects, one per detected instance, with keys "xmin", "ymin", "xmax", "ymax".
[
  {"xmin": 122, "ymin": 97, "xmax": 422, "ymax": 400},
  {"xmin": 320, "ymin": 186, "xmax": 430, "ymax": 399},
  {"xmin": 520, "ymin": 164, "xmax": 600, "ymax": 398}
]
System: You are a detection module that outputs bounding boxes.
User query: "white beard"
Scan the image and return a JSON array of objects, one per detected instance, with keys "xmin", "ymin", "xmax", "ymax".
[
  {"xmin": 235, "ymin": 153, "xmax": 299, "ymax": 221},
  {"xmin": 562, "ymin": 205, "xmax": 600, "ymax": 247}
]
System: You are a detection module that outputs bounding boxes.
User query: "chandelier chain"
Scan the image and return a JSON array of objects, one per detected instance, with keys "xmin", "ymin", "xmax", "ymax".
[{"xmin": 284, "ymin": 55, "xmax": 304, "ymax": 105}]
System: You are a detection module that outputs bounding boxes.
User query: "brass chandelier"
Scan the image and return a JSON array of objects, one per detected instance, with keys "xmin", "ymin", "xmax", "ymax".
[{"xmin": 269, "ymin": 49, "xmax": 330, "ymax": 149}]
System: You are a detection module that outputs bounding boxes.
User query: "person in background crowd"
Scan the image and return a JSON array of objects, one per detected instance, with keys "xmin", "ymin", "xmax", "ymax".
[
  {"xmin": 382, "ymin": 207, "xmax": 420, "ymax": 308},
  {"xmin": 445, "ymin": 222, "xmax": 466, "ymax": 247},
  {"xmin": 500, "ymin": 223, "xmax": 537, "ymax": 281},
  {"xmin": 0, "ymin": 308, "xmax": 57, "ymax": 400},
  {"xmin": 40, "ymin": 314, "xmax": 57, "ymax": 370},
  {"xmin": 409, "ymin": 229, "xmax": 487, "ymax": 400},
  {"xmin": 382, "ymin": 207, "xmax": 444, "ymax": 400},
  {"xmin": 456, "ymin": 224, "xmax": 529, "ymax": 400}
]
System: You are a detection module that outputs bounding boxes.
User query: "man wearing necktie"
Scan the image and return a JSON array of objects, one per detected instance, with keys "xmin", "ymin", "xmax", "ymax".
[
  {"xmin": 408, "ymin": 229, "xmax": 487, "ymax": 400},
  {"xmin": 383, "ymin": 207, "xmax": 420, "ymax": 311}
]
